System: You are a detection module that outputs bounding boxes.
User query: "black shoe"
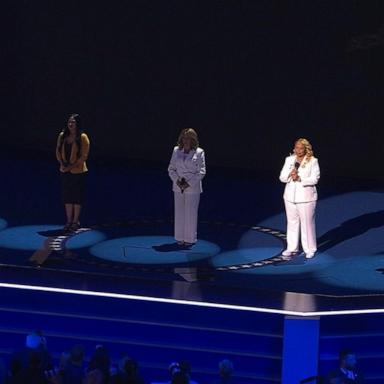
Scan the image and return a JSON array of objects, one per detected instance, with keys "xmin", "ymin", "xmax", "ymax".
[
  {"xmin": 70, "ymin": 222, "xmax": 81, "ymax": 232},
  {"xmin": 63, "ymin": 222, "xmax": 72, "ymax": 232}
]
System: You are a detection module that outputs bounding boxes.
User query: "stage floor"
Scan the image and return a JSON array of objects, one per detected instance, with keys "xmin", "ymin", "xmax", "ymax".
[
  {"xmin": 0, "ymin": 155, "xmax": 383, "ymax": 316},
  {"xmin": 0, "ymin": 209, "xmax": 383, "ymax": 317}
]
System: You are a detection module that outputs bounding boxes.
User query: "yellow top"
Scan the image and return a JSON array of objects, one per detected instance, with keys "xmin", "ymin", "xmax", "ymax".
[{"xmin": 56, "ymin": 132, "xmax": 90, "ymax": 174}]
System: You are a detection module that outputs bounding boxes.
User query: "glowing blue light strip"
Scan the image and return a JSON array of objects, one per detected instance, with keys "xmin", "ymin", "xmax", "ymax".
[{"xmin": 1, "ymin": 282, "xmax": 383, "ymax": 316}]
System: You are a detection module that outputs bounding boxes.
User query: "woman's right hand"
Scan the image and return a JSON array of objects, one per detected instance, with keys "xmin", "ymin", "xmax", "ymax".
[
  {"xmin": 177, "ymin": 178, "xmax": 189, "ymax": 192},
  {"xmin": 291, "ymin": 169, "xmax": 301, "ymax": 181}
]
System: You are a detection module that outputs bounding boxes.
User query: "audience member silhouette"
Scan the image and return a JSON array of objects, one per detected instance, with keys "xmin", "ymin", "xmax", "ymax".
[
  {"xmin": 61, "ymin": 344, "xmax": 86, "ymax": 384},
  {"xmin": 212, "ymin": 359, "xmax": 234, "ymax": 384},
  {"xmin": 83, "ymin": 368, "xmax": 104, "ymax": 384},
  {"xmin": 0, "ymin": 358, "xmax": 6, "ymax": 384},
  {"xmin": 326, "ymin": 349, "xmax": 364, "ymax": 383},
  {"xmin": 9, "ymin": 349, "xmax": 50, "ymax": 384},
  {"xmin": 110, "ymin": 355, "xmax": 145, "ymax": 384},
  {"xmin": 9, "ymin": 331, "xmax": 53, "ymax": 379},
  {"xmin": 170, "ymin": 371, "xmax": 189, "ymax": 384},
  {"xmin": 87, "ymin": 345, "xmax": 111, "ymax": 384},
  {"xmin": 177, "ymin": 361, "xmax": 198, "ymax": 384}
]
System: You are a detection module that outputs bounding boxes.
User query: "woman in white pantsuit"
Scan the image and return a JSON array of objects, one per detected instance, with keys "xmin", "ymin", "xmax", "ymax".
[
  {"xmin": 168, "ymin": 128, "xmax": 206, "ymax": 246},
  {"xmin": 279, "ymin": 138, "xmax": 320, "ymax": 259}
]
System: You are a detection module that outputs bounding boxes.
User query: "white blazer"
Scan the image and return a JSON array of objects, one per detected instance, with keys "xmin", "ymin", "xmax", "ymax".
[
  {"xmin": 279, "ymin": 155, "xmax": 320, "ymax": 203},
  {"xmin": 168, "ymin": 146, "xmax": 206, "ymax": 194}
]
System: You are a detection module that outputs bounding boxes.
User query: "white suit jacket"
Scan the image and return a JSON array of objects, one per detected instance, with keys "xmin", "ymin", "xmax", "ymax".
[
  {"xmin": 279, "ymin": 155, "xmax": 320, "ymax": 203},
  {"xmin": 168, "ymin": 146, "xmax": 206, "ymax": 194}
]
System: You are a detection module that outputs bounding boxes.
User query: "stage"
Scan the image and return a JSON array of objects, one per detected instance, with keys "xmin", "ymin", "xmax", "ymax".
[
  {"xmin": 0, "ymin": 189, "xmax": 383, "ymax": 303},
  {"xmin": 0, "ymin": 155, "xmax": 383, "ymax": 383}
]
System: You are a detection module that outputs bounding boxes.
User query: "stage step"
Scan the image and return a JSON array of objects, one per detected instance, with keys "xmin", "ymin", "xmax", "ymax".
[{"xmin": 0, "ymin": 286, "xmax": 283, "ymax": 383}]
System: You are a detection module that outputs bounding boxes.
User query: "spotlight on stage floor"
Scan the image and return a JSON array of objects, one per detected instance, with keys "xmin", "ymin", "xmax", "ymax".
[
  {"xmin": 0, "ymin": 225, "xmax": 106, "ymax": 251},
  {"xmin": 0, "ymin": 218, "xmax": 8, "ymax": 232},
  {"xmin": 90, "ymin": 235, "xmax": 220, "ymax": 264}
]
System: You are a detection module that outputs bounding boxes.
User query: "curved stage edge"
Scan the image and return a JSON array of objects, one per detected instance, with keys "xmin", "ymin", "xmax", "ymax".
[{"xmin": 0, "ymin": 214, "xmax": 383, "ymax": 316}]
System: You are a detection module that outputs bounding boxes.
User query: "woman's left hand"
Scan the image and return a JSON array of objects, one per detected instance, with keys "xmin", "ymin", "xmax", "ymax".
[
  {"xmin": 60, "ymin": 165, "xmax": 70, "ymax": 172},
  {"xmin": 292, "ymin": 174, "xmax": 300, "ymax": 181}
]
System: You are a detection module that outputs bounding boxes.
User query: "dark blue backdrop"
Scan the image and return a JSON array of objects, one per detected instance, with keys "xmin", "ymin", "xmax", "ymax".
[{"xmin": 3, "ymin": 0, "xmax": 384, "ymax": 181}]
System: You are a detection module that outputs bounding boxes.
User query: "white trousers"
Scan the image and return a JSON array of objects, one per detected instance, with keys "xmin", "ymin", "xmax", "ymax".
[
  {"xmin": 284, "ymin": 200, "xmax": 317, "ymax": 254},
  {"xmin": 174, "ymin": 192, "xmax": 200, "ymax": 243}
]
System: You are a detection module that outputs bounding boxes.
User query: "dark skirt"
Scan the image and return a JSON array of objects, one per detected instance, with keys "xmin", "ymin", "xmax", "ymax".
[{"xmin": 60, "ymin": 172, "xmax": 87, "ymax": 204}]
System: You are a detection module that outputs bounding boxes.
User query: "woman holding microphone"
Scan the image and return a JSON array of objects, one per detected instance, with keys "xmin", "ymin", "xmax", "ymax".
[{"xmin": 279, "ymin": 138, "xmax": 320, "ymax": 259}]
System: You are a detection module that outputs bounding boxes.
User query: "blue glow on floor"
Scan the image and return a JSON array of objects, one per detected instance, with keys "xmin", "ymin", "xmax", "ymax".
[
  {"xmin": 66, "ymin": 231, "xmax": 107, "ymax": 249},
  {"xmin": 212, "ymin": 247, "xmax": 281, "ymax": 265},
  {"xmin": 0, "ymin": 225, "xmax": 106, "ymax": 251},
  {"xmin": 211, "ymin": 247, "xmax": 335, "ymax": 275},
  {"xmin": 0, "ymin": 188, "xmax": 382, "ymax": 294},
  {"xmin": 237, "ymin": 227, "xmax": 284, "ymax": 249},
  {"xmin": 259, "ymin": 192, "xmax": 383, "ymax": 246},
  {"xmin": 318, "ymin": 254, "xmax": 384, "ymax": 291},
  {"xmin": 90, "ymin": 236, "xmax": 220, "ymax": 264},
  {"xmin": 0, "ymin": 218, "xmax": 7, "ymax": 231}
]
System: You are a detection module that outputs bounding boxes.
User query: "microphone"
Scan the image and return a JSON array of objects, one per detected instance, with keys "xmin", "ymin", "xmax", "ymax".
[{"xmin": 291, "ymin": 161, "xmax": 301, "ymax": 182}]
